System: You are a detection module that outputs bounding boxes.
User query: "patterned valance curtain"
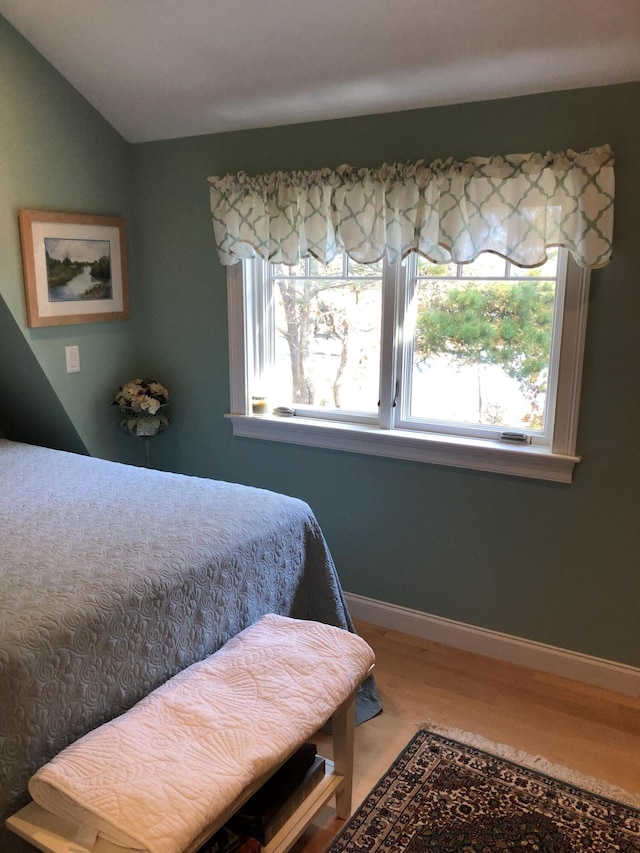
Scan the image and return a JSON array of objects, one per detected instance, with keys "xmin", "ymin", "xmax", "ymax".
[{"xmin": 208, "ymin": 144, "xmax": 614, "ymax": 270}]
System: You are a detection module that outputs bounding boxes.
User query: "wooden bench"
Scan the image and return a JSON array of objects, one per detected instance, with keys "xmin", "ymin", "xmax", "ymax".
[{"xmin": 7, "ymin": 615, "xmax": 375, "ymax": 853}]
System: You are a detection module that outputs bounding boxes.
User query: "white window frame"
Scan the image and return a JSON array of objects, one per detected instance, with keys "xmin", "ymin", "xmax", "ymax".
[{"xmin": 226, "ymin": 251, "xmax": 590, "ymax": 483}]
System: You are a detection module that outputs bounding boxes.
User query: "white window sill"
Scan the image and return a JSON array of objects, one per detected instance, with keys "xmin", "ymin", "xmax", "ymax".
[{"xmin": 226, "ymin": 414, "xmax": 580, "ymax": 483}]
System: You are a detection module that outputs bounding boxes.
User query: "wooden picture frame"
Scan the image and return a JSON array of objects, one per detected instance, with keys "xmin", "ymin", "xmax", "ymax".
[{"xmin": 18, "ymin": 209, "xmax": 129, "ymax": 328}]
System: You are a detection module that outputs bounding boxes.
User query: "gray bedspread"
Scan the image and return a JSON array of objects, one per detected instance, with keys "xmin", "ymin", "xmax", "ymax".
[{"xmin": 0, "ymin": 440, "xmax": 380, "ymax": 852}]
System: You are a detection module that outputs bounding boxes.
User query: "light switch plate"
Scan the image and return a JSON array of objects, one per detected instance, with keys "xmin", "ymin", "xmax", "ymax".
[{"xmin": 65, "ymin": 345, "xmax": 80, "ymax": 373}]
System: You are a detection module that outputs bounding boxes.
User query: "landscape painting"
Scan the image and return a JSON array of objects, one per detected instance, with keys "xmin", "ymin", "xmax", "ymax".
[
  {"xmin": 44, "ymin": 237, "xmax": 113, "ymax": 302},
  {"xmin": 19, "ymin": 210, "xmax": 129, "ymax": 327}
]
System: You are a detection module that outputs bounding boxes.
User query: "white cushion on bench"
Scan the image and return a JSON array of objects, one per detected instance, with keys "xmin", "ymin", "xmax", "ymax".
[{"xmin": 28, "ymin": 614, "xmax": 375, "ymax": 853}]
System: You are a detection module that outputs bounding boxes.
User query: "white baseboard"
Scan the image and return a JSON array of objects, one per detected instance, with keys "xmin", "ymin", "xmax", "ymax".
[{"xmin": 344, "ymin": 592, "xmax": 640, "ymax": 698}]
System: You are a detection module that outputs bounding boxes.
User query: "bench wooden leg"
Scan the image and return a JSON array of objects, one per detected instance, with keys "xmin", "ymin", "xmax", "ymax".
[{"xmin": 331, "ymin": 691, "xmax": 356, "ymax": 819}]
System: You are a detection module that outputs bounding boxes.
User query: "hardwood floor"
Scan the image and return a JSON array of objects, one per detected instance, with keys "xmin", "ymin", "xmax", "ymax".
[{"xmin": 294, "ymin": 619, "xmax": 640, "ymax": 852}]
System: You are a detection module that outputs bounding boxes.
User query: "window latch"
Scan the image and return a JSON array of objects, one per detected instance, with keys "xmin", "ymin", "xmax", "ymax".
[{"xmin": 499, "ymin": 431, "xmax": 531, "ymax": 444}]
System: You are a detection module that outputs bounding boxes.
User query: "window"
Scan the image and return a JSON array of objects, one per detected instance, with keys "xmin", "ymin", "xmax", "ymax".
[{"xmin": 227, "ymin": 250, "xmax": 590, "ymax": 482}]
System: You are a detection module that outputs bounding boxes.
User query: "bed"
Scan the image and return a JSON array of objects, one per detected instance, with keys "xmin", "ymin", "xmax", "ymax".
[{"xmin": 0, "ymin": 439, "xmax": 381, "ymax": 853}]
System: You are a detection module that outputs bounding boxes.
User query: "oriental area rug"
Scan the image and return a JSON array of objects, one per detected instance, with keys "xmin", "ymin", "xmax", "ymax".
[{"xmin": 327, "ymin": 728, "xmax": 640, "ymax": 852}]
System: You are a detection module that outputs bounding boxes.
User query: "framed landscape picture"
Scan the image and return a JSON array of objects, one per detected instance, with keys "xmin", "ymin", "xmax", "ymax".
[{"xmin": 18, "ymin": 209, "xmax": 129, "ymax": 327}]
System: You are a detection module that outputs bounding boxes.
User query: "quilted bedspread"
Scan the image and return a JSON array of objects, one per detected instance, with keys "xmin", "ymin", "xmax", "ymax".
[
  {"xmin": 29, "ymin": 614, "xmax": 376, "ymax": 853},
  {"xmin": 0, "ymin": 440, "xmax": 381, "ymax": 853}
]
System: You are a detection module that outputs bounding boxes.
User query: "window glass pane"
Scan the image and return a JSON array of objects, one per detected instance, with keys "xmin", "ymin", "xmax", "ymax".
[
  {"xmin": 416, "ymin": 258, "xmax": 458, "ymax": 278},
  {"xmin": 408, "ymin": 274, "xmax": 556, "ymax": 431},
  {"xmin": 271, "ymin": 275, "xmax": 382, "ymax": 412},
  {"xmin": 460, "ymin": 254, "xmax": 508, "ymax": 278},
  {"xmin": 509, "ymin": 249, "xmax": 558, "ymax": 279},
  {"xmin": 347, "ymin": 258, "xmax": 383, "ymax": 277},
  {"xmin": 308, "ymin": 255, "xmax": 344, "ymax": 277},
  {"xmin": 272, "ymin": 260, "xmax": 307, "ymax": 277}
]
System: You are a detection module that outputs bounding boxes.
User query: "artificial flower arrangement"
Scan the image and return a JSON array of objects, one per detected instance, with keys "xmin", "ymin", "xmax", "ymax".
[{"xmin": 113, "ymin": 378, "xmax": 169, "ymax": 415}]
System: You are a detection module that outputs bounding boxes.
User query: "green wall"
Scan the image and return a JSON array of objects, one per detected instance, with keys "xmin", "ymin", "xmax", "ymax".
[
  {"xmin": 0, "ymin": 15, "xmax": 140, "ymax": 461},
  {"xmin": 2, "ymin": 11, "xmax": 638, "ymax": 669},
  {"xmin": 0, "ymin": 294, "xmax": 86, "ymax": 453},
  {"xmin": 129, "ymin": 85, "xmax": 640, "ymax": 669}
]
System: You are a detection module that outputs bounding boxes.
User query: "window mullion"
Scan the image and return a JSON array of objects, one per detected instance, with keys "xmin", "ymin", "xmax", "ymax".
[
  {"xmin": 395, "ymin": 254, "xmax": 417, "ymax": 427},
  {"xmin": 252, "ymin": 260, "xmax": 273, "ymax": 399},
  {"xmin": 378, "ymin": 258, "xmax": 403, "ymax": 429},
  {"xmin": 551, "ymin": 258, "xmax": 590, "ymax": 455},
  {"xmin": 228, "ymin": 260, "xmax": 251, "ymax": 414},
  {"xmin": 533, "ymin": 251, "xmax": 567, "ymax": 447}
]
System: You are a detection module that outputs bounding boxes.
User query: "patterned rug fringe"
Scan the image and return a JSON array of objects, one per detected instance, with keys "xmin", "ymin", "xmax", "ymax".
[{"xmin": 418, "ymin": 721, "xmax": 640, "ymax": 810}]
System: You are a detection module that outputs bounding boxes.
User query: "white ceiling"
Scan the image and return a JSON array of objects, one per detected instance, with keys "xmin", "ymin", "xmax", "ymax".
[{"xmin": 1, "ymin": 0, "xmax": 639, "ymax": 143}]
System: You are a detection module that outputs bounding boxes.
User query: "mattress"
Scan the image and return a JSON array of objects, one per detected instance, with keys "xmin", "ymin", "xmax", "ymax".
[{"xmin": 0, "ymin": 440, "xmax": 380, "ymax": 852}]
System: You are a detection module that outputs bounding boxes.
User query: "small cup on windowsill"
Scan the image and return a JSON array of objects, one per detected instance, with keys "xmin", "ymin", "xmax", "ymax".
[{"xmin": 251, "ymin": 396, "xmax": 269, "ymax": 415}]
